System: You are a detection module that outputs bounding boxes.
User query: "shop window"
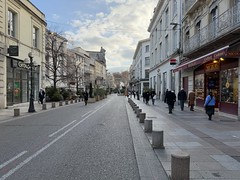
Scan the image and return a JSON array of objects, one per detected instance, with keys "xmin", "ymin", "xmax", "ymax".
[
  {"xmin": 221, "ymin": 68, "xmax": 238, "ymax": 103},
  {"xmin": 195, "ymin": 74, "xmax": 204, "ymax": 100}
]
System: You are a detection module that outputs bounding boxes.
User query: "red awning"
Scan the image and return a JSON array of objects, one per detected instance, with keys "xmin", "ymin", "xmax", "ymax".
[{"xmin": 173, "ymin": 46, "xmax": 229, "ymax": 72}]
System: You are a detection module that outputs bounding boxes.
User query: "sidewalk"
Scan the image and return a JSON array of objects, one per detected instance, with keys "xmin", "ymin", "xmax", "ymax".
[
  {"xmin": 130, "ymin": 97, "xmax": 240, "ymax": 179},
  {"xmin": 0, "ymin": 100, "xmax": 80, "ymax": 124}
]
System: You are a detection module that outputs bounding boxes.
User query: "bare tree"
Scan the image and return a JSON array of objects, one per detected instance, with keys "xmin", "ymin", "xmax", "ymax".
[
  {"xmin": 113, "ymin": 71, "xmax": 129, "ymax": 88},
  {"xmin": 45, "ymin": 30, "xmax": 68, "ymax": 90},
  {"xmin": 65, "ymin": 52, "xmax": 83, "ymax": 92}
]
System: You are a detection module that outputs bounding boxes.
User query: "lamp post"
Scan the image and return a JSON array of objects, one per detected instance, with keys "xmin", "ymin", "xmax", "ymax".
[{"xmin": 25, "ymin": 52, "xmax": 36, "ymax": 112}]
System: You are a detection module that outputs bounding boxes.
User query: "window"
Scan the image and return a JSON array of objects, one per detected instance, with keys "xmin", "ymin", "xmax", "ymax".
[
  {"xmin": 159, "ymin": 20, "xmax": 162, "ymax": 38},
  {"xmin": 33, "ymin": 26, "xmax": 39, "ymax": 48},
  {"xmin": 210, "ymin": 7, "xmax": 217, "ymax": 37},
  {"xmin": 159, "ymin": 43, "xmax": 162, "ymax": 61},
  {"xmin": 221, "ymin": 68, "xmax": 238, "ymax": 103},
  {"xmin": 195, "ymin": 74, "xmax": 204, "ymax": 100},
  {"xmin": 145, "ymin": 45, "xmax": 149, "ymax": 52},
  {"xmin": 145, "ymin": 70, "xmax": 149, "ymax": 79},
  {"xmin": 145, "ymin": 57, "xmax": 150, "ymax": 66},
  {"xmin": 173, "ymin": 28, "xmax": 178, "ymax": 51},
  {"xmin": 173, "ymin": 0, "xmax": 177, "ymax": 17},
  {"xmin": 165, "ymin": 35, "xmax": 169, "ymax": 57},
  {"xmin": 8, "ymin": 10, "xmax": 16, "ymax": 37},
  {"xmin": 165, "ymin": 8, "xmax": 169, "ymax": 28}
]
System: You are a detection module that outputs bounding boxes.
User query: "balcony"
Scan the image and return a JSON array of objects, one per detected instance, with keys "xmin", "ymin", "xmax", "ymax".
[
  {"xmin": 185, "ymin": 0, "xmax": 204, "ymax": 15},
  {"xmin": 183, "ymin": 3, "xmax": 240, "ymax": 58}
]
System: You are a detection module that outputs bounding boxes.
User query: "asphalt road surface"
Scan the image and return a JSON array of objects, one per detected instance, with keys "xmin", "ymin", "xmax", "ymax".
[{"xmin": 0, "ymin": 95, "xmax": 140, "ymax": 180}]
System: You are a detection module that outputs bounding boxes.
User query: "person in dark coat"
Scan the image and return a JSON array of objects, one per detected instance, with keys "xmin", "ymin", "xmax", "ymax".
[
  {"xmin": 178, "ymin": 88, "xmax": 187, "ymax": 111},
  {"xmin": 136, "ymin": 91, "xmax": 140, "ymax": 100},
  {"xmin": 38, "ymin": 88, "xmax": 45, "ymax": 104},
  {"xmin": 145, "ymin": 91, "xmax": 150, "ymax": 104},
  {"xmin": 84, "ymin": 91, "xmax": 88, "ymax": 106},
  {"xmin": 164, "ymin": 89, "xmax": 169, "ymax": 103},
  {"xmin": 165, "ymin": 90, "xmax": 176, "ymax": 114}
]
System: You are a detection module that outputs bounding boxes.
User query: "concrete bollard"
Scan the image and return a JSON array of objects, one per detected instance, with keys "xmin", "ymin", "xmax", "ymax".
[
  {"xmin": 144, "ymin": 119, "xmax": 152, "ymax": 132},
  {"xmin": 134, "ymin": 106, "xmax": 139, "ymax": 113},
  {"xmin": 65, "ymin": 100, "xmax": 69, "ymax": 105},
  {"xmin": 14, "ymin": 108, "xmax": 20, "ymax": 116},
  {"xmin": 52, "ymin": 102, "xmax": 56, "ymax": 108},
  {"xmin": 171, "ymin": 152, "xmax": 190, "ymax": 180},
  {"xmin": 152, "ymin": 130, "xmax": 164, "ymax": 149},
  {"xmin": 59, "ymin": 101, "xmax": 63, "ymax": 106},
  {"xmin": 70, "ymin": 100, "xmax": 73, "ymax": 104},
  {"xmin": 75, "ymin": 99, "xmax": 78, "ymax": 103},
  {"xmin": 136, "ymin": 109, "xmax": 142, "ymax": 117},
  {"xmin": 139, "ymin": 112, "xmax": 146, "ymax": 123},
  {"xmin": 42, "ymin": 103, "xmax": 47, "ymax": 110},
  {"xmin": 78, "ymin": 98, "xmax": 81, "ymax": 102}
]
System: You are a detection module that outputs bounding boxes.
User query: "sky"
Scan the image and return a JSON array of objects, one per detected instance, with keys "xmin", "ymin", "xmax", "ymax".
[{"xmin": 30, "ymin": 0, "xmax": 158, "ymax": 73}]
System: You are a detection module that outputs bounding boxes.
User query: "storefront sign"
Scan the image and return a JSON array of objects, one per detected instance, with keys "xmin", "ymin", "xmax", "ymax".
[
  {"xmin": 205, "ymin": 63, "xmax": 220, "ymax": 72},
  {"xmin": 17, "ymin": 61, "xmax": 37, "ymax": 71}
]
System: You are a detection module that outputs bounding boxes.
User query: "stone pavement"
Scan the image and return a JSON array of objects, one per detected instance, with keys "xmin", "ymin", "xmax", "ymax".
[{"xmin": 129, "ymin": 97, "xmax": 240, "ymax": 179}]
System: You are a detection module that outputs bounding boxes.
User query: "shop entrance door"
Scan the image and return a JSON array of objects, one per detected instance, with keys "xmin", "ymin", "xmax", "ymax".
[{"xmin": 205, "ymin": 72, "xmax": 219, "ymax": 108}]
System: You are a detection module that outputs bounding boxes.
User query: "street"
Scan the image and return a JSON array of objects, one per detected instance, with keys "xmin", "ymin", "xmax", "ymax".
[{"xmin": 0, "ymin": 95, "xmax": 140, "ymax": 180}]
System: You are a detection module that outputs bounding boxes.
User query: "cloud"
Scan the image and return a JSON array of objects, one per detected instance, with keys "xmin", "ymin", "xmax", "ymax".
[
  {"xmin": 65, "ymin": 0, "xmax": 158, "ymax": 72},
  {"xmin": 52, "ymin": 14, "xmax": 60, "ymax": 20}
]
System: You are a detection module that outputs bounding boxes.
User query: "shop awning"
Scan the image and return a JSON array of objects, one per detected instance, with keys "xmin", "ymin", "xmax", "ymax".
[{"xmin": 173, "ymin": 46, "xmax": 229, "ymax": 72}]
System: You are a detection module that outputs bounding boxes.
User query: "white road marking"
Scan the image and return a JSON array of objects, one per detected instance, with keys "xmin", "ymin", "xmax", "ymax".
[
  {"xmin": 0, "ymin": 101, "xmax": 110, "ymax": 180},
  {"xmin": 48, "ymin": 120, "xmax": 77, "ymax": 137},
  {"xmin": 0, "ymin": 151, "xmax": 27, "ymax": 170},
  {"xmin": 82, "ymin": 111, "xmax": 92, "ymax": 117}
]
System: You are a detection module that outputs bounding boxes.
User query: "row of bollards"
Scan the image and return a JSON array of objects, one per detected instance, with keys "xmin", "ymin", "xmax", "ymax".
[
  {"xmin": 13, "ymin": 99, "xmax": 82, "ymax": 117},
  {"xmin": 128, "ymin": 98, "xmax": 190, "ymax": 180}
]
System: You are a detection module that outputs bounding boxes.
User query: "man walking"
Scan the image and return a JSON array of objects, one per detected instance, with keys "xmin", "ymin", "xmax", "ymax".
[
  {"xmin": 178, "ymin": 88, "xmax": 187, "ymax": 111},
  {"xmin": 165, "ymin": 90, "xmax": 176, "ymax": 114}
]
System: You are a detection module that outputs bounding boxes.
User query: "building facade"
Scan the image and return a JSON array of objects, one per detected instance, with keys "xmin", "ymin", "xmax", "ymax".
[
  {"xmin": 130, "ymin": 38, "xmax": 150, "ymax": 96},
  {"xmin": 0, "ymin": 0, "xmax": 46, "ymax": 108},
  {"xmin": 148, "ymin": 0, "xmax": 182, "ymax": 100},
  {"xmin": 174, "ymin": 0, "xmax": 240, "ymax": 117}
]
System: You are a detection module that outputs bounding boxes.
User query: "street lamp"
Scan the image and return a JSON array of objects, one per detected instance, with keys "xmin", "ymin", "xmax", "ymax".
[{"xmin": 24, "ymin": 52, "xmax": 36, "ymax": 112}]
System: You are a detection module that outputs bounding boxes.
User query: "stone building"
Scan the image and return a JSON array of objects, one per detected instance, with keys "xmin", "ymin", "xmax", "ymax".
[{"xmin": 0, "ymin": 0, "xmax": 46, "ymax": 108}]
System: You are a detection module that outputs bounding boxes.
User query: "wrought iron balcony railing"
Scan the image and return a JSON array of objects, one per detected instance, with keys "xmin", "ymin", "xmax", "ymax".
[{"xmin": 184, "ymin": 3, "xmax": 240, "ymax": 55}]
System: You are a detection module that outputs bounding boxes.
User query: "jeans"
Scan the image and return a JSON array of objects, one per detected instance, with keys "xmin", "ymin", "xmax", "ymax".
[{"xmin": 180, "ymin": 100, "xmax": 185, "ymax": 110}]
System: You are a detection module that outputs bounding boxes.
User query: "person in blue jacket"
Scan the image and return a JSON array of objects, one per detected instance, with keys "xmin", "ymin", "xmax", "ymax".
[{"xmin": 204, "ymin": 91, "xmax": 216, "ymax": 120}]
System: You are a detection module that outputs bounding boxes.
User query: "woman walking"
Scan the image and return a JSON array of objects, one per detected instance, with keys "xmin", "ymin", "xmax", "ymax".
[{"xmin": 204, "ymin": 92, "xmax": 216, "ymax": 120}]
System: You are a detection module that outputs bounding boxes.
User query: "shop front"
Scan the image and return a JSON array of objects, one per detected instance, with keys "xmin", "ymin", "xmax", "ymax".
[
  {"xmin": 7, "ymin": 57, "xmax": 39, "ymax": 106},
  {"xmin": 174, "ymin": 45, "xmax": 239, "ymax": 115}
]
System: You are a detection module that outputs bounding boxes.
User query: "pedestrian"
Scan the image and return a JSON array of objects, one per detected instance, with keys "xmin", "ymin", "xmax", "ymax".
[
  {"xmin": 164, "ymin": 89, "xmax": 169, "ymax": 103},
  {"xmin": 151, "ymin": 91, "xmax": 156, "ymax": 105},
  {"xmin": 84, "ymin": 91, "xmax": 88, "ymax": 106},
  {"xmin": 133, "ymin": 90, "xmax": 136, "ymax": 99},
  {"xmin": 188, "ymin": 90, "xmax": 195, "ymax": 111},
  {"xmin": 145, "ymin": 91, "xmax": 150, "ymax": 105},
  {"xmin": 165, "ymin": 90, "xmax": 176, "ymax": 114},
  {"xmin": 142, "ymin": 91, "xmax": 146, "ymax": 103},
  {"xmin": 204, "ymin": 91, "xmax": 216, "ymax": 120},
  {"xmin": 178, "ymin": 88, "xmax": 187, "ymax": 111},
  {"xmin": 38, "ymin": 88, "xmax": 45, "ymax": 104},
  {"xmin": 136, "ymin": 91, "xmax": 140, "ymax": 100}
]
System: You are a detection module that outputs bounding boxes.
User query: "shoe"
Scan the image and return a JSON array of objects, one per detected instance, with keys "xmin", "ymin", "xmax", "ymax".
[{"xmin": 169, "ymin": 112, "xmax": 172, "ymax": 114}]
